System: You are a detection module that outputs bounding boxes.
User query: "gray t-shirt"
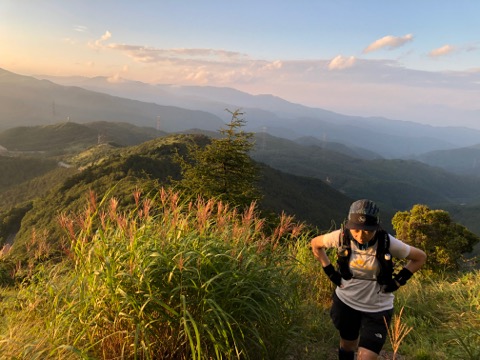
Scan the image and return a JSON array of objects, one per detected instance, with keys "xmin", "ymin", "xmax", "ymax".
[{"xmin": 322, "ymin": 229, "xmax": 411, "ymax": 312}]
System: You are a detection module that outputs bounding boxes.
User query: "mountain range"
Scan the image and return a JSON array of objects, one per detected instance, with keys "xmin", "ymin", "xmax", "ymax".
[
  {"xmin": 0, "ymin": 68, "xmax": 224, "ymax": 133},
  {"xmin": 1, "ymin": 67, "xmax": 479, "ymax": 159},
  {"xmin": 2, "ymin": 67, "xmax": 480, "ymax": 178}
]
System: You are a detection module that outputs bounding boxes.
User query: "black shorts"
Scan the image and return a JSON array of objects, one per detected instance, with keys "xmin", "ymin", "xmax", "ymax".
[{"xmin": 330, "ymin": 292, "xmax": 393, "ymax": 354}]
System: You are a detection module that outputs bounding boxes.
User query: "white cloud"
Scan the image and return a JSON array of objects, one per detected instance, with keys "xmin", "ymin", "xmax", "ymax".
[
  {"xmin": 328, "ymin": 55, "xmax": 356, "ymax": 70},
  {"xmin": 88, "ymin": 31, "xmax": 112, "ymax": 49},
  {"xmin": 185, "ymin": 68, "xmax": 212, "ymax": 83},
  {"xmin": 74, "ymin": 25, "xmax": 88, "ymax": 33},
  {"xmin": 101, "ymin": 31, "xmax": 112, "ymax": 41},
  {"xmin": 107, "ymin": 73, "xmax": 125, "ymax": 83},
  {"xmin": 107, "ymin": 44, "xmax": 248, "ymax": 64},
  {"xmin": 262, "ymin": 60, "xmax": 283, "ymax": 70},
  {"xmin": 363, "ymin": 34, "xmax": 414, "ymax": 53},
  {"xmin": 429, "ymin": 44, "xmax": 456, "ymax": 57}
]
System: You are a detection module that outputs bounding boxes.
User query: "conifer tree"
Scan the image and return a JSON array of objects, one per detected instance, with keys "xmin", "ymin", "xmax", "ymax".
[{"xmin": 175, "ymin": 109, "xmax": 261, "ymax": 209}]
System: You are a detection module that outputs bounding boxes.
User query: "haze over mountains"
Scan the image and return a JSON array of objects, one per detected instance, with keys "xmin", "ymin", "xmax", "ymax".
[
  {"xmin": 0, "ymin": 68, "xmax": 224, "ymax": 134},
  {"xmin": 1, "ymin": 67, "xmax": 479, "ymax": 159}
]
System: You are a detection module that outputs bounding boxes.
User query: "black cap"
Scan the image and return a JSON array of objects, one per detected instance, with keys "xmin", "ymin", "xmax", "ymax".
[{"xmin": 345, "ymin": 199, "xmax": 379, "ymax": 231}]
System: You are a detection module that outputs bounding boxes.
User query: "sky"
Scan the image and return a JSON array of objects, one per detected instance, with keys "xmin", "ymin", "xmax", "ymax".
[{"xmin": 1, "ymin": 0, "xmax": 480, "ymax": 129}]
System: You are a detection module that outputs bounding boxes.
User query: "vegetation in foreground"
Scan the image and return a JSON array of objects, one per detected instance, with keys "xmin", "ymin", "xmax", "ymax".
[
  {"xmin": 0, "ymin": 187, "xmax": 478, "ymax": 359},
  {"xmin": 0, "ymin": 188, "xmax": 310, "ymax": 359}
]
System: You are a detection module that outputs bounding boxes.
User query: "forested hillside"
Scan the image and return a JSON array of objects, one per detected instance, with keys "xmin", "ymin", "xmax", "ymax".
[
  {"xmin": 0, "ymin": 157, "xmax": 58, "ymax": 192},
  {"xmin": 413, "ymin": 144, "xmax": 480, "ymax": 176},
  {"xmin": 0, "ymin": 121, "xmax": 166, "ymax": 154},
  {"xmin": 251, "ymin": 132, "xmax": 480, "ymax": 236}
]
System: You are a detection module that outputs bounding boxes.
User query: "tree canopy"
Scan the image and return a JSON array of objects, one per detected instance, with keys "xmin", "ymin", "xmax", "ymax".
[
  {"xmin": 392, "ymin": 204, "xmax": 480, "ymax": 271},
  {"xmin": 175, "ymin": 110, "xmax": 261, "ymax": 209}
]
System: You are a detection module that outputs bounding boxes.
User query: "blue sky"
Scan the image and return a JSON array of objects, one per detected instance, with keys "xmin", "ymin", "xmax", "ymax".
[{"xmin": 1, "ymin": 0, "xmax": 480, "ymax": 128}]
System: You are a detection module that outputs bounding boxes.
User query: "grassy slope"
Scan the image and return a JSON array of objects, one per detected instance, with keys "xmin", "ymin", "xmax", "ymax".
[
  {"xmin": 0, "ymin": 121, "xmax": 478, "ymax": 358},
  {"xmin": 0, "ymin": 192, "xmax": 477, "ymax": 359}
]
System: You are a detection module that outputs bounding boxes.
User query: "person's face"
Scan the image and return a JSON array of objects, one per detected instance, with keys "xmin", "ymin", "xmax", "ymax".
[{"xmin": 349, "ymin": 229, "xmax": 376, "ymax": 244}]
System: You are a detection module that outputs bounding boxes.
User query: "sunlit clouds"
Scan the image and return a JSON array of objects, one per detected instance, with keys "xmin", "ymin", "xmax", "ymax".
[
  {"xmin": 328, "ymin": 55, "xmax": 356, "ymax": 70},
  {"xmin": 76, "ymin": 30, "xmax": 480, "ymax": 96},
  {"xmin": 74, "ymin": 25, "xmax": 88, "ymax": 33},
  {"xmin": 429, "ymin": 44, "xmax": 456, "ymax": 57},
  {"xmin": 4, "ymin": 21, "xmax": 480, "ymax": 129},
  {"xmin": 106, "ymin": 44, "xmax": 250, "ymax": 64},
  {"xmin": 89, "ymin": 31, "xmax": 112, "ymax": 50},
  {"xmin": 363, "ymin": 34, "xmax": 414, "ymax": 53}
]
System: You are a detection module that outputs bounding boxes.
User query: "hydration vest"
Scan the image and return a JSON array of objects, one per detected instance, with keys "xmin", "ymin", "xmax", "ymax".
[{"xmin": 336, "ymin": 225, "xmax": 393, "ymax": 285}]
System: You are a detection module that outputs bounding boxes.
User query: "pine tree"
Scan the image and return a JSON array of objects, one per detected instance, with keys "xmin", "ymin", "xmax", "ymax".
[{"xmin": 175, "ymin": 109, "xmax": 261, "ymax": 209}]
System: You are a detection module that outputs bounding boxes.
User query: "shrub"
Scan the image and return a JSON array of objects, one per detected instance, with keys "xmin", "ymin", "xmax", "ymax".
[{"xmin": 392, "ymin": 204, "xmax": 479, "ymax": 271}]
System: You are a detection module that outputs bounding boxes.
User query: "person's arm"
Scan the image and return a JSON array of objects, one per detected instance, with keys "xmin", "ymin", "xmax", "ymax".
[
  {"xmin": 310, "ymin": 235, "xmax": 332, "ymax": 267},
  {"xmin": 384, "ymin": 244, "xmax": 426, "ymax": 292},
  {"xmin": 404, "ymin": 246, "xmax": 427, "ymax": 274},
  {"xmin": 311, "ymin": 233, "xmax": 343, "ymax": 287}
]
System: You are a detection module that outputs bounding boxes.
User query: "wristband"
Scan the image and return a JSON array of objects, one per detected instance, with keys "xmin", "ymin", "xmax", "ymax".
[
  {"xmin": 322, "ymin": 264, "xmax": 336, "ymax": 276},
  {"xmin": 322, "ymin": 264, "xmax": 343, "ymax": 287},
  {"xmin": 394, "ymin": 267, "xmax": 413, "ymax": 286}
]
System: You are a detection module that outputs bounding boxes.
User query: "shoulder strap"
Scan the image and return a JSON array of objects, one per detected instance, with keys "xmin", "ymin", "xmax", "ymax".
[
  {"xmin": 375, "ymin": 229, "xmax": 393, "ymax": 284},
  {"xmin": 337, "ymin": 223, "xmax": 353, "ymax": 280},
  {"xmin": 338, "ymin": 223, "xmax": 348, "ymax": 249},
  {"xmin": 337, "ymin": 222, "xmax": 352, "ymax": 257}
]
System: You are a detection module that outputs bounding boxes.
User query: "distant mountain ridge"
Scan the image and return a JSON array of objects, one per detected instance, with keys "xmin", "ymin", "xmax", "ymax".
[
  {"xmin": 35, "ymin": 72, "xmax": 480, "ymax": 158},
  {"xmin": 412, "ymin": 144, "xmax": 480, "ymax": 176},
  {"xmin": 0, "ymin": 68, "xmax": 224, "ymax": 133},
  {"xmin": 2, "ymin": 120, "xmax": 468, "ymax": 215},
  {"xmin": 3, "ymin": 68, "xmax": 480, "ymax": 158}
]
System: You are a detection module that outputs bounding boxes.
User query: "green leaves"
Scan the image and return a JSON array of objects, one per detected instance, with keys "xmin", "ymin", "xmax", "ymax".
[
  {"xmin": 392, "ymin": 204, "xmax": 480, "ymax": 271},
  {"xmin": 175, "ymin": 109, "xmax": 261, "ymax": 210}
]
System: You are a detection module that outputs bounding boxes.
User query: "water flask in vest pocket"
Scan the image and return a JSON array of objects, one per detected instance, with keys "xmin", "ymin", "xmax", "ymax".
[{"xmin": 338, "ymin": 245, "xmax": 350, "ymax": 258}]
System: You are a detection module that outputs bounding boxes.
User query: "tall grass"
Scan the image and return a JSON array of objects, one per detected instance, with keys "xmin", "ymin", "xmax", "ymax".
[
  {"xmin": 0, "ymin": 188, "xmax": 309, "ymax": 359},
  {"xmin": 384, "ymin": 306, "xmax": 413, "ymax": 360},
  {"xmin": 391, "ymin": 270, "xmax": 480, "ymax": 359},
  {"xmin": 1, "ymin": 188, "xmax": 478, "ymax": 359}
]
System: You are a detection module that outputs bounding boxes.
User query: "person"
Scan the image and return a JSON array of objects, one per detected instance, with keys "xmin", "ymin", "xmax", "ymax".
[{"xmin": 310, "ymin": 199, "xmax": 426, "ymax": 360}]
